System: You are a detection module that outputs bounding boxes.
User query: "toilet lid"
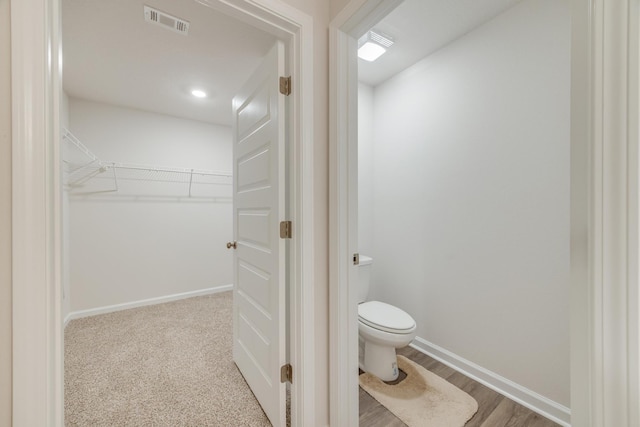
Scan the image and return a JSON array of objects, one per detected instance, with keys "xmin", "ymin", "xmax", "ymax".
[{"xmin": 358, "ymin": 301, "xmax": 416, "ymax": 333}]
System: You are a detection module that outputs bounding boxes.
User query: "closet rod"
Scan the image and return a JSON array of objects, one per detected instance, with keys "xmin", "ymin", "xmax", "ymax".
[{"xmin": 103, "ymin": 163, "xmax": 232, "ymax": 178}]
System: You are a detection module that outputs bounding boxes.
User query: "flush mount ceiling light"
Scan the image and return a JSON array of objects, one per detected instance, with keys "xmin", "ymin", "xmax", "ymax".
[
  {"xmin": 191, "ymin": 89, "xmax": 207, "ymax": 98},
  {"xmin": 358, "ymin": 30, "xmax": 394, "ymax": 62}
]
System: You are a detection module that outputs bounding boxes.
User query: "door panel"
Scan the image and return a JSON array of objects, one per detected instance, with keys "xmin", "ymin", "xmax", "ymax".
[
  {"xmin": 237, "ymin": 146, "xmax": 271, "ymax": 191},
  {"xmin": 237, "ymin": 86, "xmax": 271, "ymax": 139},
  {"xmin": 232, "ymin": 41, "xmax": 286, "ymax": 427},
  {"xmin": 238, "ymin": 210, "xmax": 272, "ymax": 248},
  {"xmin": 238, "ymin": 261, "xmax": 271, "ymax": 310}
]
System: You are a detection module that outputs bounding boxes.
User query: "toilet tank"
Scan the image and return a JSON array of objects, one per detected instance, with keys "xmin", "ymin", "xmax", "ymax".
[{"xmin": 358, "ymin": 255, "xmax": 373, "ymax": 303}]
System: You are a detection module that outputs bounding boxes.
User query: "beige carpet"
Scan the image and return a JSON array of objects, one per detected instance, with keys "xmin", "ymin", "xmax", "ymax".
[
  {"xmin": 65, "ymin": 291, "xmax": 272, "ymax": 426},
  {"xmin": 359, "ymin": 355, "xmax": 478, "ymax": 427}
]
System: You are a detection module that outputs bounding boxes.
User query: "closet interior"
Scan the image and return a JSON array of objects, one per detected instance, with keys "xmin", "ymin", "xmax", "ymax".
[
  {"xmin": 60, "ymin": 0, "xmax": 274, "ymax": 320},
  {"xmin": 63, "ymin": 128, "xmax": 232, "ymax": 199}
]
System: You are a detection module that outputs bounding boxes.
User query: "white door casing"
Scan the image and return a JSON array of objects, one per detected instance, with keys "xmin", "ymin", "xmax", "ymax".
[
  {"xmin": 232, "ymin": 41, "xmax": 287, "ymax": 427},
  {"xmin": 10, "ymin": 0, "xmax": 316, "ymax": 425},
  {"xmin": 329, "ymin": 2, "xmax": 403, "ymax": 425}
]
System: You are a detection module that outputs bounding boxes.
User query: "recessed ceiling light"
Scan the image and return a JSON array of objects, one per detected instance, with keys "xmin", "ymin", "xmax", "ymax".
[
  {"xmin": 191, "ymin": 89, "xmax": 207, "ymax": 98},
  {"xmin": 358, "ymin": 30, "xmax": 394, "ymax": 62}
]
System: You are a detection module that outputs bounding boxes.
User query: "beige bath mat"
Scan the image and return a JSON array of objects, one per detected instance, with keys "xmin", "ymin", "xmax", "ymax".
[{"xmin": 359, "ymin": 355, "xmax": 478, "ymax": 427}]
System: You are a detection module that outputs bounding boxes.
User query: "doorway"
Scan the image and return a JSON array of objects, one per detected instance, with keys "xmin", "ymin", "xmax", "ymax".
[
  {"xmin": 10, "ymin": 0, "xmax": 315, "ymax": 425},
  {"xmin": 61, "ymin": 1, "xmax": 285, "ymax": 423},
  {"xmin": 329, "ymin": 0, "xmax": 640, "ymax": 426},
  {"xmin": 354, "ymin": 0, "xmax": 570, "ymax": 425}
]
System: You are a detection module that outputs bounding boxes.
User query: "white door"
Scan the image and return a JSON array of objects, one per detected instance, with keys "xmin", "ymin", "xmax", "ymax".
[{"xmin": 232, "ymin": 41, "xmax": 287, "ymax": 427}]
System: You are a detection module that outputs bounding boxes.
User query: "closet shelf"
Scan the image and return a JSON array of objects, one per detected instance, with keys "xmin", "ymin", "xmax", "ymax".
[{"xmin": 63, "ymin": 128, "xmax": 233, "ymax": 197}]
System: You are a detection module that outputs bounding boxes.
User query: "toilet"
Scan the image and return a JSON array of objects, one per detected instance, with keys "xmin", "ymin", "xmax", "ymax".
[{"xmin": 358, "ymin": 255, "xmax": 417, "ymax": 381}]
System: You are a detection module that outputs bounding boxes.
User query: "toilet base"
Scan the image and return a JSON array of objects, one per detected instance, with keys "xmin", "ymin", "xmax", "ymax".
[{"xmin": 359, "ymin": 336, "xmax": 399, "ymax": 382}]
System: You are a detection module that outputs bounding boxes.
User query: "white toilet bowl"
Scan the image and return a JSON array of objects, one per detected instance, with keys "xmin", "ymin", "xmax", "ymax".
[{"xmin": 358, "ymin": 300, "xmax": 416, "ymax": 381}]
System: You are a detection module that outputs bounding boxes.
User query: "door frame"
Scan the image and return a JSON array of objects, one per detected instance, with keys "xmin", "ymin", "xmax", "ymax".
[
  {"xmin": 328, "ymin": 0, "xmax": 640, "ymax": 426},
  {"xmin": 328, "ymin": 2, "xmax": 403, "ymax": 425},
  {"xmin": 10, "ymin": 0, "xmax": 316, "ymax": 425}
]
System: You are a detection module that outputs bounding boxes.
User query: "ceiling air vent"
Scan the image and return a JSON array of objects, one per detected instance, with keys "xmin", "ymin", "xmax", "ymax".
[{"xmin": 143, "ymin": 5, "xmax": 190, "ymax": 36}]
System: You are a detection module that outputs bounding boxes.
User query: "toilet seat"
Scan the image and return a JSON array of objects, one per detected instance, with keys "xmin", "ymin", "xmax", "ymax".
[{"xmin": 358, "ymin": 301, "xmax": 416, "ymax": 334}]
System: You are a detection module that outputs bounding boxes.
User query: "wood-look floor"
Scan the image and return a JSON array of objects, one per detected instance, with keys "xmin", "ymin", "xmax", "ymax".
[{"xmin": 359, "ymin": 347, "xmax": 561, "ymax": 427}]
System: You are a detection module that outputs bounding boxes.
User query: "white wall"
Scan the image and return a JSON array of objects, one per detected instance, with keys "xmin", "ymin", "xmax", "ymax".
[
  {"xmin": 358, "ymin": 83, "xmax": 374, "ymax": 255},
  {"xmin": 68, "ymin": 98, "xmax": 233, "ymax": 312},
  {"xmin": 330, "ymin": 0, "xmax": 351, "ymax": 18},
  {"xmin": 359, "ymin": 0, "xmax": 570, "ymax": 407},
  {"xmin": 0, "ymin": 0, "xmax": 12, "ymax": 423}
]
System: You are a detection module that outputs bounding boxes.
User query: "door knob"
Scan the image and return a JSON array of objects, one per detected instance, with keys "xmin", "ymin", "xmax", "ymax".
[{"xmin": 226, "ymin": 241, "xmax": 237, "ymax": 249}]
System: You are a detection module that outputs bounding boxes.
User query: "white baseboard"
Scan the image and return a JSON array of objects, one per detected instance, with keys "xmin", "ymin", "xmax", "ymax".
[
  {"xmin": 64, "ymin": 284, "xmax": 233, "ymax": 326},
  {"xmin": 410, "ymin": 336, "xmax": 571, "ymax": 427}
]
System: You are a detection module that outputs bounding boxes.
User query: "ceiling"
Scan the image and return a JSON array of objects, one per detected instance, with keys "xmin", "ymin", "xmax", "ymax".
[
  {"xmin": 358, "ymin": 0, "xmax": 523, "ymax": 87},
  {"xmin": 62, "ymin": 0, "xmax": 523, "ymax": 124},
  {"xmin": 62, "ymin": 0, "xmax": 275, "ymax": 126}
]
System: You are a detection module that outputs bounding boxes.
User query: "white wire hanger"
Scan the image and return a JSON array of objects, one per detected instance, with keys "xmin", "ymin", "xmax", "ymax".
[{"xmin": 62, "ymin": 128, "xmax": 232, "ymax": 197}]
